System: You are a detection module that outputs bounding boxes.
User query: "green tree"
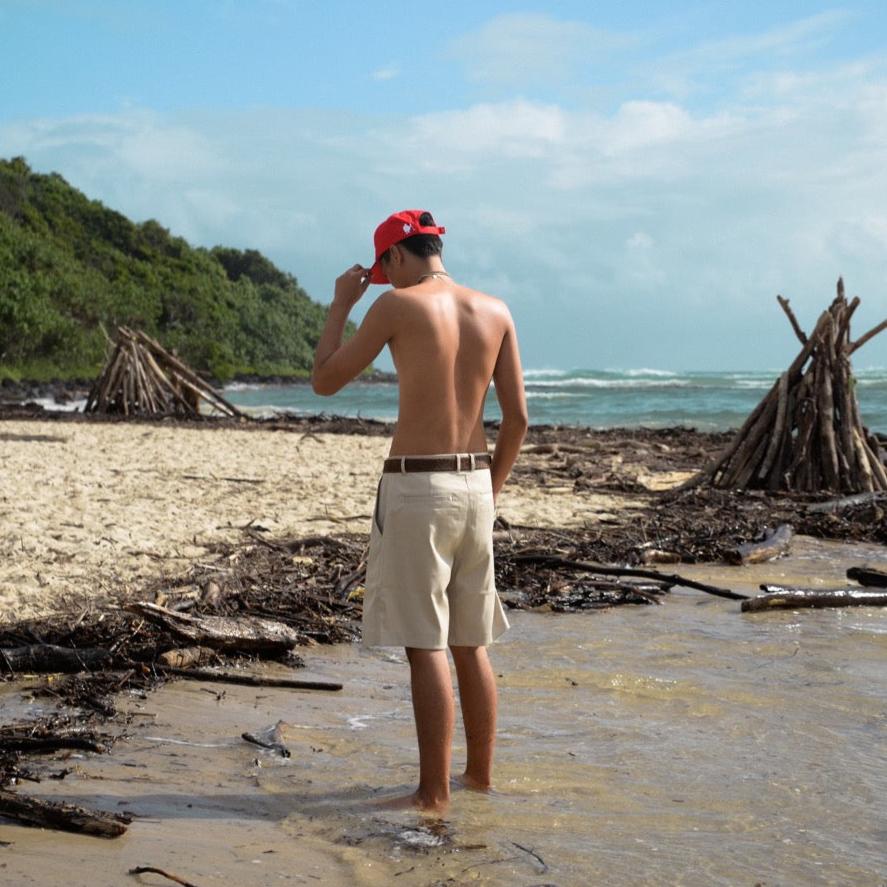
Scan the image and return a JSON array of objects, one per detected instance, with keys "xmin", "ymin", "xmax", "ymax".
[{"xmin": 0, "ymin": 157, "xmax": 359, "ymax": 382}]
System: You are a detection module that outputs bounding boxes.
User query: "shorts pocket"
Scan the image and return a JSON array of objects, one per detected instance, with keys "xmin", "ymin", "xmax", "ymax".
[
  {"xmin": 372, "ymin": 476, "xmax": 385, "ymax": 534},
  {"xmin": 475, "ymin": 490, "xmax": 496, "ymax": 529}
]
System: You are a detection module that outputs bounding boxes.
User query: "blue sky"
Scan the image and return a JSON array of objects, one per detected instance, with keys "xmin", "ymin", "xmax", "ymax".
[{"xmin": 2, "ymin": 0, "xmax": 887, "ymax": 371}]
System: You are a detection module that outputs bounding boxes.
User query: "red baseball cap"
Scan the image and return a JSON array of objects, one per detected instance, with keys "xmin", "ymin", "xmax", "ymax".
[{"xmin": 369, "ymin": 209, "xmax": 446, "ymax": 284}]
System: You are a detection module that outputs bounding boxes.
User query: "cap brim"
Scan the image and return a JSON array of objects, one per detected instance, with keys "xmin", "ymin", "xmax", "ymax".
[{"xmin": 369, "ymin": 259, "xmax": 388, "ymax": 284}]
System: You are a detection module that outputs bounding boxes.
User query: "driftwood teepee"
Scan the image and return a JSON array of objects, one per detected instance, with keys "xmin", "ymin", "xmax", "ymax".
[
  {"xmin": 85, "ymin": 327, "xmax": 246, "ymax": 419},
  {"xmin": 690, "ymin": 279, "xmax": 887, "ymax": 493}
]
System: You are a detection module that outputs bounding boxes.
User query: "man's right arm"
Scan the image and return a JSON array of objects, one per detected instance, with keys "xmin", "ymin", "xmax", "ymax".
[{"xmin": 490, "ymin": 306, "xmax": 529, "ymax": 501}]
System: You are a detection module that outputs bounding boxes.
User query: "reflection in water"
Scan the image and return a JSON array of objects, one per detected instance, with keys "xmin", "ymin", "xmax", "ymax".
[{"xmin": 1, "ymin": 537, "xmax": 886, "ymax": 885}]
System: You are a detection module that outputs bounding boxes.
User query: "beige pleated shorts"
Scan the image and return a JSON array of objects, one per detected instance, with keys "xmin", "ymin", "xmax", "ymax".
[{"xmin": 362, "ymin": 454, "xmax": 510, "ymax": 650}]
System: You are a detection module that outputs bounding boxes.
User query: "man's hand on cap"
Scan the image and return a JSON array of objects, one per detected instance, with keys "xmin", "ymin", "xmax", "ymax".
[{"xmin": 334, "ymin": 264, "xmax": 371, "ymax": 308}]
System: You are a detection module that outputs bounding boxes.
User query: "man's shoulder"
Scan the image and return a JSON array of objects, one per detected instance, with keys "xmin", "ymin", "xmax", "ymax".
[
  {"xmin": 383, "ymin": 282, "xmax": 509, "ymax": 319},
  {"xmin": 461, "ymin": 286, "xmax": 510, "ymax": 318}
]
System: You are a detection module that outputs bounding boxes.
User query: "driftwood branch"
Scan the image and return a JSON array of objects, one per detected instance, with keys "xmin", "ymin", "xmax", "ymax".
[
  {"xmin": 848, "ymin": 317, "xmax": 887, "ymax": 354},
  {"xmin": 161, "ymin": 666, "xmax": 342, "ymax": 691},
  {"xmin": 128, "ymin": 865, "xmax": 201, "ymax": 887},
  {"xmin": 777, "ymin": 295, "xmax": 808, "ymax": 344},
  {"xmin": 807, "ymin": 492, "xmax": 887, "ymax": 513},
  {"xmin": 510, "ymin": 554, "xmax": 747, "ymax": 600}
]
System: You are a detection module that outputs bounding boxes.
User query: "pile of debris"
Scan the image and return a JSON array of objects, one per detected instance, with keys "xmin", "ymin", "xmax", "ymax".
[
  {"xmin": 0, "ymin": 532, "xmax": 364, "ymax": 834},
  {"xmin": 85, "ymin": 326, "xmax": 246, "ymax": 419},
  {"xmin": 689, "ymin": 281, "xmax": 886, "ymax": 492}
]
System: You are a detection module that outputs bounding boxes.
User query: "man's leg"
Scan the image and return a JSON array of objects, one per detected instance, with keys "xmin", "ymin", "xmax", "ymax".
[
  {"xmin": 405, "ymin": 647, "xmax": 454, "ymax": 811},
  {"xmin": 450, "ymin": 645, "xmax": 497, "ymax": 790}
]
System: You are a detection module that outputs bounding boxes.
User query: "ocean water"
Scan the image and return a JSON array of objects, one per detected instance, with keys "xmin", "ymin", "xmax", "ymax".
[{"xmin": 224, "ymin": 367, "xmax": 887, "ymax": 432}]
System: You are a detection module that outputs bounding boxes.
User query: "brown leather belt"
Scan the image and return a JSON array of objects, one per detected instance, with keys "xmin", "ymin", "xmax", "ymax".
[{"xmin": 382, "ymin": 452, "xmax": 492, "ymax": 473}]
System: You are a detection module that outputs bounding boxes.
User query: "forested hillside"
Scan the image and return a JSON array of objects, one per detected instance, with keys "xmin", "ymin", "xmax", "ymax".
[{"xmin": 0, "ymin": 157, "xmax": 351, "ymax": 382}]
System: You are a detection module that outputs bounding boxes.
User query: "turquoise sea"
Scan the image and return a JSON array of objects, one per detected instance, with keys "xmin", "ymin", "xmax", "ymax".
[{"xmin": 224, "ymin": 367, "xmax": 887, "ymax": 432}]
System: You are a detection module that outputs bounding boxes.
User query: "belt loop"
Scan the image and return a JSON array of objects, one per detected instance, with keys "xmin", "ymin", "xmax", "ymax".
[
  {"xmin": 469, "ymin": 453, "xmax": 476, "ymax": 470},
  {"xmin": 457, "ymin": 453, "xmax": 463, "ymax": 471},
  {"xmin": 400, "ymin": 456, "xmax": 406, "ymax": 474}
]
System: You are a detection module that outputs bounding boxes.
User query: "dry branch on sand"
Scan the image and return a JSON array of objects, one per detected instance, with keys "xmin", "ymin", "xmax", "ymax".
[
  {"xmin": 686, "ymin": 279, "xmax": 886, "ymax": 493},
  {"xmin": 85, "ymin": 326, "xmax": 247, "ymax": 419}
]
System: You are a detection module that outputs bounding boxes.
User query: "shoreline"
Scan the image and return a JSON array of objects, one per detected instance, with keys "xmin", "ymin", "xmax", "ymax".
[
  {"xmin": 0, "ymin": 397, "xmax": 741, "ymax": 438},
  {"xmin": 0, "ymin": 369, "xmax": 399, "ymax": 406}
]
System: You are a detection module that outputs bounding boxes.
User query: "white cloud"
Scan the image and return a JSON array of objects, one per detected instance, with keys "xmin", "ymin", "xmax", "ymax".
[
  {"xmin": 399, "ymin": 101, "xmax": 566, "ymax": 172},
  {"xmin": 689, "ymin": 10, "xmax": 850, "ymax": 63},
  {"xmin": 371, "ymin": 65, "xmax": 399, "ymax": 81},
  {"xmin": 445, "ymin": 13, "xmax": 636, "ymax": 88},
  {"xmin": 627, "ymin": 232, "xmax": 654, "ymax": 249},
  {"xmin": 647, "ymin": 10, "xmax": 853, "ymax": 101}
]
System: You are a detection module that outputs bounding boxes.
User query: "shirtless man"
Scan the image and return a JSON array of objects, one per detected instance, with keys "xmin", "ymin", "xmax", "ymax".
[{"xmin": 311, "ymin": 209, "xmax": 528, "ymax": 814}]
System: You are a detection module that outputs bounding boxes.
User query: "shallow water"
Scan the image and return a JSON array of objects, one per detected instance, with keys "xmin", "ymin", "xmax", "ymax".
[{"xmin": 2, "ymin": 536, "xmax": 886, "ymax": 886}]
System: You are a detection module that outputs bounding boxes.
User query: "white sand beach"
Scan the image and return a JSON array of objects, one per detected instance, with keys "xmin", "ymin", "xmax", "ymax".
[{"xmin": 0, "ymin": 419, "xmax": 653, "ymax": 620}]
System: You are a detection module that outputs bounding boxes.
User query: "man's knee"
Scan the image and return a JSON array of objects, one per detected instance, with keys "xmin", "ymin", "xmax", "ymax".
[
  {"xmin": 449, "ymin": 644, "xmax": 486, "ymax": 665},
  {"xmin": 406, "ymin": 646, "xmax": 447, "ymax": 665}
]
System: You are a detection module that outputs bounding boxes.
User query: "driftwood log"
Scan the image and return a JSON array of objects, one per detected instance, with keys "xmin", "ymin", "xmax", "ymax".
[
  {"xmin": 807, "ymin": 492, "xmax": 887, "ymax": 513},
  {"xmin": 127, "ymin": 602, "xmax": 301, "ymax": 654},
  {"xmin": 0, "ymin": 644, "xmax": 111, "ymax": 674},
  {"xmin": 742, "ymin": 586, "xmax": 887, "ymax": 612},
  {"xmin": 724, "ymin": 524, "xmax": 793, "ymax": 565},
  {"xmin": 0, "ymin": 789, "xmax": 130, "ymax": 837},
  {"xmin": 686, "ymin": 280, "xmax": 886, "ymax": 493},
  {"xmin": 0, "ymin": 732, "xmax": 107, "ymax": 754}
]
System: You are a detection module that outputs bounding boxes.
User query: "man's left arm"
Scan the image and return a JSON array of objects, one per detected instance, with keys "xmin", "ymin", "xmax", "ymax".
[{"xmin": 312, "ymin": 265, "xmax": 392, "ymax": 395}]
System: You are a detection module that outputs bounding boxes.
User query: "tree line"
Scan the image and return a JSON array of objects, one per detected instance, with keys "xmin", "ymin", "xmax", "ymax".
[{"xmin": 0, "ymin": 156, "xmax": 355, "ymax": 382}]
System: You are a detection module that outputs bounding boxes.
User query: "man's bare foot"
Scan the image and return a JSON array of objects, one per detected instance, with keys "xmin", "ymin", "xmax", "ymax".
[
  {"xmin": 453, "ymin": 772, "xmax": 492, "ymax": 792},
  {"xmin": 376, "ymin": 790, "xmax": 450, "ymax": 815}
]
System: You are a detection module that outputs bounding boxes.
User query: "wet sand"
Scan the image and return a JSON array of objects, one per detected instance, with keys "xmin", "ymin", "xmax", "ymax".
[
  {"xmin": 2, "ymin": 417, "xmax": 887, "ymax": 884},
  {"xmin": 0, "ymin": 419, "xmax": 648, "ymax": 620},
  {"xmin": 2, "ymin": 537, "xmax": 886, "ymax": 886}
]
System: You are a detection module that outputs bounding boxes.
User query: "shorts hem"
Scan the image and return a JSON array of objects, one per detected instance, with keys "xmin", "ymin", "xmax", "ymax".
[{"xmin": 360, "ymin": 626, "xmax": 509, "ymax": 650}]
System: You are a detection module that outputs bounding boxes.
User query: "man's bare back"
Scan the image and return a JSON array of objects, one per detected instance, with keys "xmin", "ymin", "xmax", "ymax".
[
  {"xmin": 312, "ymin": 269, "xmax": 526, "ymax": 499},
  {"xmin": 387, "ymin": 279, "xmax": 507, "ymax": 455}
]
